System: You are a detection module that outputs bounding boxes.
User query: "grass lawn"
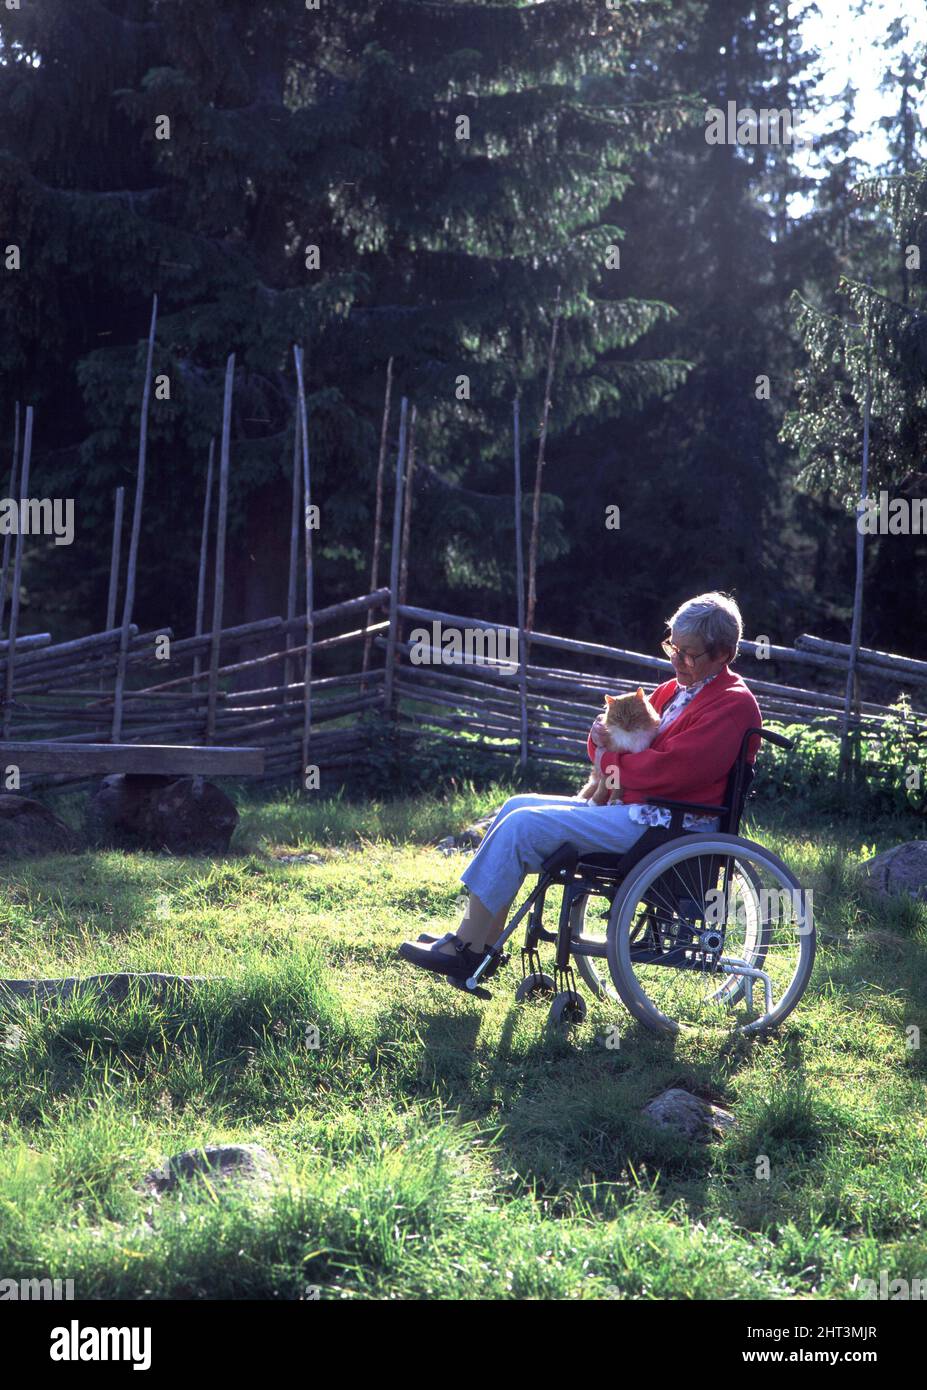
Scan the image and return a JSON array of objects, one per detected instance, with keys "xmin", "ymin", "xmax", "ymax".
[{"xmin": 0, "ymin": 782, "xmax": 925, "ymax": 1300}]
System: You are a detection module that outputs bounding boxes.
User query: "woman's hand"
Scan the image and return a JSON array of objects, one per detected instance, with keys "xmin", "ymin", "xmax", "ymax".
[{"xmin": 589, "ymin": 716, "xmax": 609, "ymax": 748}]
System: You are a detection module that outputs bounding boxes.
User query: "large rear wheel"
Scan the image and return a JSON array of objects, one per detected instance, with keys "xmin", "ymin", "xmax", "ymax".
[
  {"xmin": 604, "ymin": 834, "xmax": 814, "ymax": 1036},
  {"xmin": 571, "ymin": 859, "xmax": 767, "ymax": 1004}
]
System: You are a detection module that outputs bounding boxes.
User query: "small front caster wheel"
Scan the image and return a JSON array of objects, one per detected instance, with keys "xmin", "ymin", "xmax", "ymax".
[
  {"xmin": 548, "ymin": 990, "xmax": 587, "ymax": 1026},
  {"xmin": 515, "ymin": 971, "xmax": 555, "ymax": 1002}
]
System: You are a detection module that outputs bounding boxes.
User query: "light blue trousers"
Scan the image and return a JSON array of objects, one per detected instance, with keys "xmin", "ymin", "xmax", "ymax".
[{"xmin": 458, "ymin": 793, "xmax": 650, "ymax": 917}]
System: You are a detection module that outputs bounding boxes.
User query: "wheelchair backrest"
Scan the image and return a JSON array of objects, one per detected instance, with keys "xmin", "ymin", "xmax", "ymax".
[
  {"xmin": 643, "ymin": 728, "xmax": 770, "ymax": 913},
  {"xmin": 721, "ymin": 760, "xmax": 755, "ymax": 834}
]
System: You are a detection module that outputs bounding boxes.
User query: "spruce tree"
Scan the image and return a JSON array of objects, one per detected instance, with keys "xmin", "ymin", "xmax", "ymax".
[
  {"xmin": 781, "ymin": 164, "xmax": 927, "ymax": 652},
  {"xmin": 547, "ymin": 0, "xmax": 829, "ymax": 647},
  {"xmin": 0, "ymin": 0, "xmax": 692, "ymax": 637}
]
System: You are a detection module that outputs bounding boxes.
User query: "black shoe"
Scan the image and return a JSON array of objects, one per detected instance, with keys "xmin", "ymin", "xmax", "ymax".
[
  {"xmin": 397, "ymin": 933, "xmax": 487, "ymax": 982},
  {"xmin": 412, "ymin": 933, "xmax": 510, "ymax": 979}
]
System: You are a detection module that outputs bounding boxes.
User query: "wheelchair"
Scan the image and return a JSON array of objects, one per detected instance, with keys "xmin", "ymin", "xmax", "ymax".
[{"xmin": 459, "ymin": 727, "xmax": 815, "ymax": 1037}]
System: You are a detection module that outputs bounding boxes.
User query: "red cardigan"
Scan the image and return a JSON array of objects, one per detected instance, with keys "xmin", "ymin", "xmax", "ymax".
[{"xmin": 586, "ymin": 667, "xmax": 762, "ymax": 808}]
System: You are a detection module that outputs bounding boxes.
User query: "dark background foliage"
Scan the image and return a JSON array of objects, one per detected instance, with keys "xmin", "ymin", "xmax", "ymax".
[{"xmin": 1, "ymin": 0, "xmax": 925, "ymax": 667}]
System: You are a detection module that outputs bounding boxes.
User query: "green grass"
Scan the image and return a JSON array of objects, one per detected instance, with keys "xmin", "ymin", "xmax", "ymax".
[{"xmin": 0, "ymin": 781, "xmax": 925, "ymax": 1299}]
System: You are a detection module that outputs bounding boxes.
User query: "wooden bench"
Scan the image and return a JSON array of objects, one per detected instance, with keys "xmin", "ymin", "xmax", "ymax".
[{"xmin": 0, "ymin": 742, "xmax": 265, "ymax": 777}]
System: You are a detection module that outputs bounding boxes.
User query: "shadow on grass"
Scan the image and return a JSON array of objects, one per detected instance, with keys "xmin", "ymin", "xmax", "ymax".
[{"xmin": 384, "ymin": 966, "xmax": 858, "ymax": 1225}]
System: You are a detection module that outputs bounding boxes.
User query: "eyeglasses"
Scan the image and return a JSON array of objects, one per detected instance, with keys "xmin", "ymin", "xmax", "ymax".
[{"xmin": 661, "ymin": 639, "xmax": 708, "ymax": 665}]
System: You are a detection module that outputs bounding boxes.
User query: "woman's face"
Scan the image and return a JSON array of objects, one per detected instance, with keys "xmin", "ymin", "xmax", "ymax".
[{"xmin": 669, "ymin": 627, "xmax": 732, "ymax": 687}]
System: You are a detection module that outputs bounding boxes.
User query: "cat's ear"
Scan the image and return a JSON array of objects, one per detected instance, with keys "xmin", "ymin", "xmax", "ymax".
[
  {"xmin": 636, "ymin": 687, "xmax": 644, "ymax": 698},
  {"xmin": 604, "ymin": 694, "xmax": 615, "ymax": 705}
]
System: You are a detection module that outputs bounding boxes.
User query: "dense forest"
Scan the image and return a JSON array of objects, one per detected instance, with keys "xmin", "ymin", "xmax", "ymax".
[{"xmin": 1, "ymin": 0, "xmax": 925, "ymax": 662}]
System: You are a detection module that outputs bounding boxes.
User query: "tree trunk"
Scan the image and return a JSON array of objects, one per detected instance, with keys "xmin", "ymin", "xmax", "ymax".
[{"xmin": 225, "ymin": 480, "xmax": 291, "ymax": 690}]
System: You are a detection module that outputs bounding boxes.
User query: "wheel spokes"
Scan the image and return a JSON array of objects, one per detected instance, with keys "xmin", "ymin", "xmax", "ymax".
[{"xmin": 614, "ymin": 843, "xmax": 812, "ymax": 1033}]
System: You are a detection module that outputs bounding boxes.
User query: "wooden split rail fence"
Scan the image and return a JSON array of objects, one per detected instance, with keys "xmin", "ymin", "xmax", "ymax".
[
  {"xmin": 0, "ymin": 589, "xmax": 390, "ymax": 790},
  {"xmin": 380, "ymin": 602, "xmax": 927, "ymax": 774},
  {"xmin": 1, "ymin": 587, "xmax": 924, "ymax": 789}
]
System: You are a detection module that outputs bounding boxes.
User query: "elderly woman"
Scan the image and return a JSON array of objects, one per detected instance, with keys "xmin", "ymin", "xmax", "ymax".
[{"xmin": 398, "ymin": 591, "xmax": 761, "ymax": 984}]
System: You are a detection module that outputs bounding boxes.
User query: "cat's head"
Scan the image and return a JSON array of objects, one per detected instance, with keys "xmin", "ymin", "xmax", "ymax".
[{"xmin": 603, "ymin": 687, "xmax": 660, "ymax": 730}]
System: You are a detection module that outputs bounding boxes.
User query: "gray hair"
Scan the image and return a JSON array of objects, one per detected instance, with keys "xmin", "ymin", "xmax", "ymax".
[{"xmin": 667, "ymin": 591, "xmax": 743, "ymax": 661}]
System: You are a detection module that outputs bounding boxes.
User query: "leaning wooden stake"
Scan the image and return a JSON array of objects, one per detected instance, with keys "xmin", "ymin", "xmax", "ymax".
[
  {"xmin": 192, "ymin": 438, "xmax": 215, "ymax": 694},
  {"xmin": 361, "ymin": 356, "xmax": 394, "ymax": 689},
  {"xmin": 397, "ymin": 402, "xmax": 417, "ymax": 635},
  {"xmin": 99, "ymin": 484, "xmax": 126, "ymax": 723},
  {"xmin": 206, "ymin": 358, "xmax": 234, "ymax": 744},
  {"xmin": 383, "ymin": 396, "xmax": 408, "ymax": 715},
  {"xmin": 294, "ymin": 344, "xmax": 314, "ymax": 777},
  {"xmin": 513, "ymin": 393, "xmax": 528, "ymax": 770},
  {"xmin": 840, "ymin": 279, "xmax": 874, "ymax": 787},
  {"xmin": 111, "ymin": 293, "xmax": 158, "ymax": 742},
  {"xmin": 105, "ymin": 486, "xmax": 126, "ymax": 633},
  {"xmin": 525, "ymin": 283, "xmax": 562, "ymax": 645},
  {"xmin": 283, "ymin": 415, "xmax": 301, "ymax": 704},
  {"xmin": 3, "ymin": 405, "xmax": 33, "ymax": 738},
  {"xmin": 0, "ymin": 401, "xmax": 22, "ymax": 640}
]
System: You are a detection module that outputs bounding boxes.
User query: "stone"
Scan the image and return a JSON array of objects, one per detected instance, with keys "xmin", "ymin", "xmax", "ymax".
[
  {"xmin": 457, "ymin": 816, "xmax": 496, "ymax": 848},
  {"xmin": 0, "ymin": 793, "xmax": 78, "ymax": 856},
  {"xmin": 860, "ymin": 929, "xmax": 907, "ymax": 958},
  {"xmin": 858, "ymin": 841, "xmax": 927, "ymax": 903},
  {"xmin": 435, "ymin": 813, "xmax": 497, "ymax": 855},
  {"xmin": 86, "ymin": 774, "xmax": 238, "ymax": 853},
  {"xmin": 85, "ymin": 773, "xmax": 170, "ymax": 845},
  {"xmin": 0, "ymin": 972, "xmax": 213, "ymax": 1006},
  {"xmin": 143, "ymin": 1143, "xmax": 278, "ymax": 1196},
  {"xmin": 641, "ymin": 1087, "xmax": 735, "ymax": 1142}
]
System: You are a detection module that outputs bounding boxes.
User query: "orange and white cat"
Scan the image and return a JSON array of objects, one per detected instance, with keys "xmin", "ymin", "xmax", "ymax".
[{"xmin": 578, "ymin": 687, "xmax": 660, "ymax": 806}]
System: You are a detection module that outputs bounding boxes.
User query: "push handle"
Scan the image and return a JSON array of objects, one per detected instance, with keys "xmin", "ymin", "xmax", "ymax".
[{"xmin": 755, "ymin": 727, "xmax": 793, "ymax": 750}]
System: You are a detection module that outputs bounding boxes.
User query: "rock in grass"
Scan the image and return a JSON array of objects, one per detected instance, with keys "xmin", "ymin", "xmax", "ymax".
[
  {"xmin": 435, "ymin": 814, "xmax": 497, "ymax": 855},
  {"xmin": 860, "ymin": 928, "xmax": 908, "ymax": 958},
  {"xmin": 0, "ymin": 972, "xmax": 213, "ymax": 1006},
  {"xmin": 0, "ymin": 793, "xmax": 77, "ymax": 856},
  {"xmin": 642, "ymin": 1087, "xmax": 735, "ymax": 1142},
  {"xmin": 86, "ymin": 773, "xmax": 238, "ymax": 853},
  {"xmin": 859, "ymin": 841, "xmax": 927, "ymax": 903},
  {"xmin": 143, "ymin": 1144, "xmax": 278, "ymax": 1196}
]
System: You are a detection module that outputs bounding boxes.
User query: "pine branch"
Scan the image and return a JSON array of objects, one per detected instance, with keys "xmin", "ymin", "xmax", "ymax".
[{"xmin": 417, "ymin": 461, "xmax": 521, "ymax": 506}]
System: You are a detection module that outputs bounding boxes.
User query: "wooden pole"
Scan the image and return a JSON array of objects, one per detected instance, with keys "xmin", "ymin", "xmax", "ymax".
[
  {"xmin": 383, "ymin": 396, "xmax": 408, "ymax": 715},
  {"xmin": 206, "ymin": 356, "xmax": 234, "ymax": 744},
  {"xmin": 361, "ymin": 356, "xmax": 393, "ymax": 688},
  {"xmin": 105, "ymin": 486, "xmax": 126, "ymax": 633},
  {"xmin": 3, "ymin": 405, "xmax": 33, "ymax": 738},
  {"xmin": 192, "ymin": 438, "xmax": 215, "ymax": 693},
  {"xmin": 797, "ymin": 634, "xmax": 927, "ymax": 679},
  {"xmin": 397, "ymin": 402, "xmax": 417, "ymax": 636},
  {"xmin": 294, "ymin": 344, "xmax": 314, "ymax": 777},
  {"xmin": 99, "ymin": 484, "xmax": 126, "ymax": 724},
  {"xmin": 111, "ymin": 293, "xmax": 158, "ymax": 742},
  {"xmin": 840, "ymin": 277, "xmax": 873, "ymax": 786},
  {"xmin": 525, "ymin": 283, "xmax": 562, "ymax": 643},
  {"xmin": 0, "ymin": 401, "xmax": 21, "ymax": 640},
  {"xmin": 283, "ymin": 414, "xmax": 301, "ymax": 704},
  {"xmin": 513, "ymin": 392, "xmax": 528, "ymax": 770}
]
